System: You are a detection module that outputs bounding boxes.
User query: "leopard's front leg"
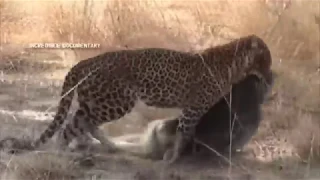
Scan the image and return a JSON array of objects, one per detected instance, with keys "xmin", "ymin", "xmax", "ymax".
[{"xmin": 163, "ymin": 106, "xmax": 208, "ymax": 164}]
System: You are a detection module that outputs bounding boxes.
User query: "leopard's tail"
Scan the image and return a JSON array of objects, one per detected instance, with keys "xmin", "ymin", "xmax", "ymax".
[{"xmin": 31, "ymin": 75, "xmax": 76, "ymax": 149}]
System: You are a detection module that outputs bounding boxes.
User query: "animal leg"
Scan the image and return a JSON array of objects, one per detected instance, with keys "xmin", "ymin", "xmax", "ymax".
[
  {"xmin": 56, "ymin": 123, "xmax": 76, "ymax": 151},
  {"xmin": 57, "ymin": 104, "xmax": 95, "ymax": 152},
  {"xmin": 164, "ymin": 107, "xmax": 206, "ymax": 164},
  {"xmin": 89, "ymin": 127, "xmax": 118, "ymax": 153}
]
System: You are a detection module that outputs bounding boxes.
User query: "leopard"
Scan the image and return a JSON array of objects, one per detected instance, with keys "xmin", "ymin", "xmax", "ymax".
[
  {"xmin": 2, "ymin": 34, "xmax": 272, "ymax": 164},
  {"xmin": 110, "ymin": 73, "xmax": 274, "ymax": 160}
]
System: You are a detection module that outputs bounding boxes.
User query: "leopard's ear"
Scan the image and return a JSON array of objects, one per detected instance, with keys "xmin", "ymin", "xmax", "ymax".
[
  {"xmin": 251, "ymin": 39, "xmax": 258, "ymax": 49},
  {"xmin": 250, "ymin": 35, "xmax": 259, "ymax": 49}
]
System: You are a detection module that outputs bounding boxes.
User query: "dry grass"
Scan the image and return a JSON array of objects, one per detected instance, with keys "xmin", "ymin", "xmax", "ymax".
[
  {"xmin": 1, "ymin": 152, "xmax": 84, "ymax": 180},
  {"xmin": 0, "ymin": 0, "xmax": 320, "ymax": 179},
  {"xmin": 0, "ymin": 0, "xmax": 24, "ymax": 44}
]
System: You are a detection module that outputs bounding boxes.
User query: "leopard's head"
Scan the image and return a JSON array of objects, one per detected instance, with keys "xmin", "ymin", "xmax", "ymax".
[{"xmin": 237, "ymin": 35, "xmax": 273, "ymax": 90}]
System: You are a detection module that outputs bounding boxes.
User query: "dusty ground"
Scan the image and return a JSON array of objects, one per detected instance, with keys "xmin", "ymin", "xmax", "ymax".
[{"xmin": 0, "ymin": 49, "xmax": 318, "ymax": 180}]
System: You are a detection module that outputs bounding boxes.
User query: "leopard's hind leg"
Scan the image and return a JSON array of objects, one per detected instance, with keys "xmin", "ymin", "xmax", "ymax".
[{"xmin": 58, "ymin": 103, "xmax": 119, "ymax": 153}]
